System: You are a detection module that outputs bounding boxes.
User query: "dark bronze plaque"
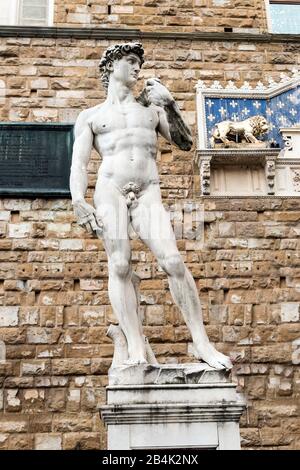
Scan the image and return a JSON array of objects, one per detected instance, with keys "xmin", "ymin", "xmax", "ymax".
[{"xmin": 0, "ymin": 123, "xmax": 74, "ymax": 196}]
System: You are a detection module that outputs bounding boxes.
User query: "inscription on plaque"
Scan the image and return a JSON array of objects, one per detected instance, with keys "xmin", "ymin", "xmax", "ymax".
[{"xmin": 0, "ymin": 123, "xmax": 74, "ymax": 196}]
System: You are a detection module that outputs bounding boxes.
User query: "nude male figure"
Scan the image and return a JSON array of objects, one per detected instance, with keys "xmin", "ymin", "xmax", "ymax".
[{"xmin": 70, "ymin": 43, "xmax": 232, "ymax": 369}]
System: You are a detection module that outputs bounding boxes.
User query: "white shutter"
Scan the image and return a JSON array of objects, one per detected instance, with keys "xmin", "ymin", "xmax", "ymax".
[
  {"xmin": 0, "ymin": 0, "xmax": 18, "ymax": 26},
  {"xmin": 19, "ymin": 0, "xmax": 49, "ymax": 26}
]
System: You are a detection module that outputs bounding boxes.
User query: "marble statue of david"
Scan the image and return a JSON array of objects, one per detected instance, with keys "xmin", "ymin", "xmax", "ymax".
[{"xmin": 70, "ymin": 42, "xmax": 232, "ymax": 369}]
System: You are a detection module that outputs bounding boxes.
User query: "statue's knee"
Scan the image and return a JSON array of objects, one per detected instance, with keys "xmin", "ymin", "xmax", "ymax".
[
  {"xmin": 109, "ymin": 253, "xmax": 131, "ymax": 278},
  {"xmin": 159, "ymin": 254, "xmax": 185, "ymax": 277}
]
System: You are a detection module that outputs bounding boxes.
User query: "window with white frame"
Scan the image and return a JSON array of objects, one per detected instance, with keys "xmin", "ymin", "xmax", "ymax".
[
  {"xmin": 266, "ymin": 0, "xmax": 300, "ymax": 33},
  {"xmin": 0, "ymin": 0, "xmax": 53, "ymax": 26}
]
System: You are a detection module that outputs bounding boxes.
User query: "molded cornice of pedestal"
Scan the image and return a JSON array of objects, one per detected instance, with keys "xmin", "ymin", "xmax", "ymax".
[{"xmin": 101, "ymin": 402, "xmax": 246, "ymax": 425}]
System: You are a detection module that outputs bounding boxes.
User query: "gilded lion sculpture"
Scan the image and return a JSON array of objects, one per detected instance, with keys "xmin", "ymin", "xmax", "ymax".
[{"xmin": 211, "ymin": 115, "xmax": 269, "ymax": 147}]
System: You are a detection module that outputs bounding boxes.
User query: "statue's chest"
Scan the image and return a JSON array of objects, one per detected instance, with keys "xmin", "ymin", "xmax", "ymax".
[{"xmin": 91, "ymin": 105, "xmax": 157, "ymax": 135}]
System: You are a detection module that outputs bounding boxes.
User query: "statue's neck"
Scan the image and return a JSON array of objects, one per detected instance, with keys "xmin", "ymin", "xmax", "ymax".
[{"xmin": 106, "ymin": 77, "xmax": 135, "ymax": 105}]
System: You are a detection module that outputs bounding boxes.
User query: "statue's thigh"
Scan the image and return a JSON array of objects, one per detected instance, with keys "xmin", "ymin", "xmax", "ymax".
[
  {"xmin": 94, "ymin": 182, "xmax": 130, "ymax": 257},
  {"xmin": 131, "ymin": 198, "xmax": 178, "ymax": 260},
  {"xmin": 103, "ymin": 235, "xmax": 131, "ymax": 263}
]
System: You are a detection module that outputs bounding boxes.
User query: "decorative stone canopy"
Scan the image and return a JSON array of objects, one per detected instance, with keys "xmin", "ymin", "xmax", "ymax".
[{"xmin": 195, "ymin": 148, "xmax": 280, "ymax": 196}]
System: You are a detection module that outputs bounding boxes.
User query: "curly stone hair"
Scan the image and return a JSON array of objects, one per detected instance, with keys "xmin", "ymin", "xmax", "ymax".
[
  {"xmin": 99, "ymin": 42, "xmax": 145, "ymax": 91},
  {"xmin": 249, "ymin": 115, "xmax": 269, "ymax": 136}
]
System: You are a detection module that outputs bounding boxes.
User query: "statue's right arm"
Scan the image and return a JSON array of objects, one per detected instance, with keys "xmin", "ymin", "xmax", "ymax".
[
  {"xmin": 70, "ymin": 111, "xmax": 93, "ymax": 204},
  {"xmin": 69, "ymin": 111, "xmax": 103, "ymax": 234}
]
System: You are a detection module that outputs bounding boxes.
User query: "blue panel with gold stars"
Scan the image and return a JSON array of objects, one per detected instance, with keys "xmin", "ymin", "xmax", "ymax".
[{"xmin": 205, "ymin": 86, "xmax": 300, "ymax": 148}]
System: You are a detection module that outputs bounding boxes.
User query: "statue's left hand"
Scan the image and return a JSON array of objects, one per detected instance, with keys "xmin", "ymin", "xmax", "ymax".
[{"xmin": 145, "ymin": 78, "xmax": 174, "ymax": 107}]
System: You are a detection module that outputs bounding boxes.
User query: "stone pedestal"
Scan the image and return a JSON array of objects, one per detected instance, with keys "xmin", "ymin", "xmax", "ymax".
[{"xmin": 100, "ymin": 364, "xmax": 246, "ymax": 450}]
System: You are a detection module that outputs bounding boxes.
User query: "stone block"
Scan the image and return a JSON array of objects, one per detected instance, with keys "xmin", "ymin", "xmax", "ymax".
[
  {"xmin": 32, "ymin": 108, "xmax": 58, "ymax": 121},
  {"xmin": 66, "ymin": 389, "xmax": 81, "ymax": 412},
  {"xmin": 52, "ymin": 413, "xmax": 93, "ymax": 432},
  {"xmin": 19, "ymin": 66, "xmax": 37, "ymax": 76},
  {"xmin": 0, "ymin": 211, "xmax": 9, "ymax": 221},
  {"xmin": 30, "ymin": 79, "xmax": 48, "ymax": 89},
  {"xmin": 47, "ymin": 223, "xmax": 71, "ymax": 237},
  {"xmin": 246, "ymin": 376, "xmax": 266, "ymax": 399},
  {"xmin": 0, "ymin": 418, "xmax": 28, "ymax": 433},
  {"xmin": 8, "ymin": 223, "xmax": 32, "ymax": 238},
  {"xmin": 35, "ymin": 434, "xmax": 62, "ymax": 450},
  {"xmin": 79, "ymin": 306, "xmax": 106, "ymax": 326},
  {"xmin": 111, "ymin": 6, "xmax": 134, "ymax": 14},
  {"xmin": 145, "ymin": 305, "xmax": 165, "ymax": 325},
  {"xmin": 0, "ymin": 433, "xmax": 8, "ymax": 449},
  {"xmin": 21, "ymin": 360, "xmax": 50, "ymax": 376},
  {"xmin": 259, "ymin": 428, "xmax": 293, "ymax": 446},
  {"xmin": 3, "ymin": 199, "xmax": 31, "ymax": 211},
  {"xmin": 252, "ymin": 345, "xmax": 292, "ymax": 363},
  {"xmin": 0, "ymin": 307, "xmax": 18, "ymax": 326},
  {"xmin": 19, "ymin": 308, "xmax": 39, "ymax": 325},
  {"xmin": 26, "ymin": 327, "xmax": 61, "ymax": 344},
  {"xmin": 280, "ymin": 303, "xmax": 300, "ymax": 323},
  {"xmin": 5, "ymin": 389, "xmax": 21, "ymax": 412},
  {"xmin": 59, "ymin": 239, "xmax": 83, "ymax": 250},
  {"xmin": 52, "ymin": 359, "xmax": 91, "ymax": 375},
  {"xmin": 46, "ymin": 389, "xmax": 67, "ymax": 412},
  {"xmin": 66, "ymin": 13, "xmax": 91, "ymax": 24},
  {"xmin": 240, "ymin": 428, "xmax": 261, "ymax": 447},
  {"xmin": 9, "ymin": 434, "xmax": 34, "ymax": 450},
  {"xmin": 62, "ymin": 432, "xmax": 101, "ymax": 450},
  {"xmin": 79, "ymin": 279, "xmax": 103, "ymax": 291}
]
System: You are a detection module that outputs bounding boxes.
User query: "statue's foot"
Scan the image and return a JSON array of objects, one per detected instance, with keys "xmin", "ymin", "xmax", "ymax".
[
  {"xmin": 125, "ymin": 347, "xmax": 148, "ymax": 366},
  {"xmin": 193, "ymin": 342, "xmax": 233, "ymax": 370},
  {"xmin": 124, "ymin": 357, "xmax": 148, "ymax": 366}
]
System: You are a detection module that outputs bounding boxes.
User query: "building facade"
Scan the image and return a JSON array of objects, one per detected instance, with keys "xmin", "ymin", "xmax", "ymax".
[{"xmin": 0, "ymin": 0, "xmax": 299, "ymax": 450}]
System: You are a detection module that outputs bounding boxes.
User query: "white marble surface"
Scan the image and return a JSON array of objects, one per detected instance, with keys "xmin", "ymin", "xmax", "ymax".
[
  {"xmin": 70, "ymin": 42, "xmax": 232, "ymax": 371},
  {"xmin": 101, "ymin": 365, "xmax": 246, "ymax": 450},
  {"xmin": 108, "ymin": 362, "xmax": 230, "ymax": 386}
]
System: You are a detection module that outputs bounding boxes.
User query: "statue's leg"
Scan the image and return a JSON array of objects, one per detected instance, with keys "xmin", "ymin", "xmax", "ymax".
[
  {"xmin": 131, "ymin": 185, "xmax": 232, "ymax": 370},
  {"xmin": 94, "ymin": 179, "xmax": 147, "ymax": 365},
  {"xmin": 245, "ymin": 132, "xmax": 258, "ymax": 144},
  {"xmin": 131, "ymin": 271, "xmax": 158, "ymax": 365}
]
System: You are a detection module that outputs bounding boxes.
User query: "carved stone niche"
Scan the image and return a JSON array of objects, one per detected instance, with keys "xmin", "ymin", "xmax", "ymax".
[{"xmin": 194, "ymin": 148, "xmax": 280, "ymax": 196}]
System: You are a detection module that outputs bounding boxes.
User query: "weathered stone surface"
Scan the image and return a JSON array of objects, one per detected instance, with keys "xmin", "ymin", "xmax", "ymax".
[
  {"xmin": 62, "ymin": 432, "xmax": 101, "ymax": 450},
  {"xmin": 0, "ymin": 307, "xmax": 18, "ymax": 326},
  {"xmin": 280, "ymin": 303, "xmax": 300, "ymax": 323},
  {"xmin": 0, "ymin": 417, "xmax": 28, "ymax": 433},
  {"xmin": 35, "ymin": 434, "xmax": 62, "ymax": 450}
]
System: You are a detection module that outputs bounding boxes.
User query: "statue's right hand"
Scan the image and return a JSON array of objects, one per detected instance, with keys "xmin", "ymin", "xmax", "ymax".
[{"xmin": 72, "ymin": 200, "xmax": 103, "ymax": 235}]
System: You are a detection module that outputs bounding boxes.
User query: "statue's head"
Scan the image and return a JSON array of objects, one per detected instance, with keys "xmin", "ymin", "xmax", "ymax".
[
  {"xmin": 250, "ymin": 115, "xmax": 269, "ymax": 136},
  {"xmin": 99, "ymin": 42, "xmax": 144, "ymax": 91}
]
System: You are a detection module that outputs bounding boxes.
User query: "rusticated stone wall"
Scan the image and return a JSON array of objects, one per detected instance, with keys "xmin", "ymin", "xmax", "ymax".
[
  {"xmin": 0, "ymin": 197, "xmax": 299, "ymax": 450},
  {"xmin": 0, "ymin": 37, "xmax": 299, "ymax": 129},
  {"xmin": 0, "ymin": 35, "xmax": 299, "ymax": 449},
  {"xmin": 54, "ymin": 0, "xmax": 267, "ymax": 33}
]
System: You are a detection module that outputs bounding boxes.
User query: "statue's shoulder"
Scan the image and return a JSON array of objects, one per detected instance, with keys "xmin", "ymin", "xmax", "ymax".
[{"xmin": 74, "ymin": 103, "xmax": 105, "ymax": 133}]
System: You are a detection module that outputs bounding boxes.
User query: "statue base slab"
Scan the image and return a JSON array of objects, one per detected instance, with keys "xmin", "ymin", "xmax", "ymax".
[
  {"xmin": 100, "ymin": 364, "xmax": 246, "ymax": 450},
  {"xmin": 108, "ymin": 362, "xmax": 229, "ymax": 386}
]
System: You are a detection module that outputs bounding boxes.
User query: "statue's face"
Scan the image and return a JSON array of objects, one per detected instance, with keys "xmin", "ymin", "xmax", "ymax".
[
  {"xmin": 110, "ymin": 53, "xmax": 141, "ymax": 88},
  {"xmin": 260, "ymin": 118, "xmax": 269, "ymax": 133}
]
